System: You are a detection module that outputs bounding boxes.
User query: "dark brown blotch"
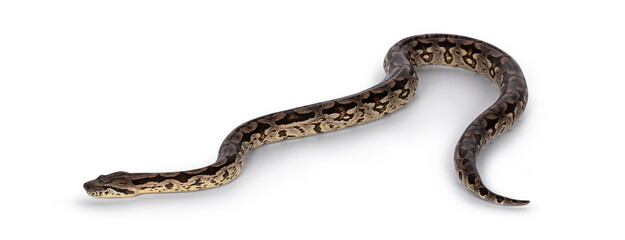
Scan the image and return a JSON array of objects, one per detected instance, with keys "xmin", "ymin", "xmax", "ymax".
[
  {"xmin": 313, "ymin": 123, "xmax": 322, "ymax": 133},
  {"xmin": 467, "ymin": 174, "xmax": 477, "ymax": 185},
  {"xmin": 504, "ymin": 102, "xmax": 517, "ymax": 117},
  {"xmin": 322, "ymin": 102, "xmax": 358, "ymax": 121},
  {"xmin": 484, "ymin": 117, "xmax": 499, "ymax": 135},
  {"xmin": 294, "ymin": 126, "xmax": 306, "ymax": 134},
  {"xmin": 479, "ymin": 188, "xmax": 488, "ymax": 196},
  {"xmin": 473, "ymin": 133, "xmax": 482, "ymax": 145},
  {"xmin": 278, "ymin": 130, "xmax": 287, "ymax": 137},
  {"xmin": 275, "ymin": 111, "xmax": 316, "ymax": 125},
  {"xmin": 240, "ymin": 122, "xmax": 272, "ymax": 143},
  {"xmin": 458, "ymin": 148, "xmax": 468, "ymax": 158},
  {"xmin": 461, "ymin": 158, "xmax": 470, "ymax": 166}
]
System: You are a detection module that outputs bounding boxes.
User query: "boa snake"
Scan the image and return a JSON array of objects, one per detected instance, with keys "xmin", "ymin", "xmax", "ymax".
[{"xmin": 84, "ymin": 34, "xmax": 529, "ymax": 206}]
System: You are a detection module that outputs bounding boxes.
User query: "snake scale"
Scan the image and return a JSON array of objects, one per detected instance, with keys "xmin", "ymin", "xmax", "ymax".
[{"xmin": 84, "ymin": 34, "xmax": 529, "ymax": 206}]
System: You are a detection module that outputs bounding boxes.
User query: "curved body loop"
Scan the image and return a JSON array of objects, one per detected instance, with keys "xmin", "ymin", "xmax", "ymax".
[{"xmin": 84, "ymin": 34, "xmax": 529, "ymax": 206}]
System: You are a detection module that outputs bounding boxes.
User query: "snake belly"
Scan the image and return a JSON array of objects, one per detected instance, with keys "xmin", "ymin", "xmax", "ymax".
[{"xmin": 84, "ymin": 34, "xmax": 529, "ymax": 206}]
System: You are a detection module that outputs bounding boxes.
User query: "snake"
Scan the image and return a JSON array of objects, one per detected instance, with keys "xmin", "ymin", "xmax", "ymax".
[{"xmin": 84, "ymin": 34, "xmax": 529, "ymax": 206}]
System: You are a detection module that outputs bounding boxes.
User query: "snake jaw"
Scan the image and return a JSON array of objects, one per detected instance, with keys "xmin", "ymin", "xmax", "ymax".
[{"xmin": 84, "ymin": 171, "xmax": 139, "ymax": 197}]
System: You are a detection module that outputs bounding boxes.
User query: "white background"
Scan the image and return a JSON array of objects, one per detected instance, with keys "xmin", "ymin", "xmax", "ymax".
[{"xmin": 1, "ymin": 1, "xmax": 623, "ymax": 239}]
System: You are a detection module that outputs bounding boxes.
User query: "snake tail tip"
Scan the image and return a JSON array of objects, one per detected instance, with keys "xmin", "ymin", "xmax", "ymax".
[
  {"xmin": 508, "ymin": 200, "xmax": 530, "ymax": 207},
  {"xmin": 496, "ymin": 197, "xmax": 530, "ymax": 206}
]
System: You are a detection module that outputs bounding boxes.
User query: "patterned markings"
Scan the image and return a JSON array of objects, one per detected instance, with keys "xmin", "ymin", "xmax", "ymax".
[
  {"xmin": 504, "ymin": 102, "xmax": 517, "ymax": 119},
  {"xmin": 437, "ymin": 39, "xmax": 456, "ymax": 64},
  {"xmin": 390, "ymin": 78, "xmax": 412, "ymax": 100},
  {"xmin": 460, "ymin": 43, "xmax": 482, "ymax": 69},
  {"xmin": 87, "ymin": 34, "xmax": 528, "ymax": 205},
  {"xmin": 461, "ymin": 158, "xmax": 470, "ymax": 166},
  {"xmin": 275, "ymin": 111, "xmax": 316, "ymax": 125},
  {"xmin": 322, "ymin": 102, "xmax": 358, "ymax": 121},
  {"xmin": 131, "ymin": 156, "xmax": 237, "ymax": 185},
  {"xmin": 362, "ymin": 90, "xmax": 389, "ymax": 114},
  {"xmin": 486, "ymin": 54, "xmax": 504, "ymax": 79},
  {"xmin": 313, "ymin": 123, "xmax": 322, "ymax": 133},
  {"xmin": 467, "ymin": 173, "xmax": 477, "ymax": 185},
  {"xmin": 412, "ymin": 42, "xmax": 434, "ymax": 63},
  {"xmin": 479, "ymin": 188, "xmax": 489, "ymax": 196}
]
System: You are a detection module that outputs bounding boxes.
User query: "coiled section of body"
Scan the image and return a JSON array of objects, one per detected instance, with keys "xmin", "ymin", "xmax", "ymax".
[{"xmin": 84, "ymin": 34, "xmax": 528, "ymax": 206}]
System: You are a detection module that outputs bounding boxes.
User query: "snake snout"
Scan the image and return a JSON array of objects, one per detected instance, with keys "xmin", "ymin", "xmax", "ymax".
[
  {"xmin": 83, "ymin": 179, "xmax": 105, "ymax": 196},
  {"xmin": 83, "ymin": 180, "xmax": 93, "ymax": 192}
]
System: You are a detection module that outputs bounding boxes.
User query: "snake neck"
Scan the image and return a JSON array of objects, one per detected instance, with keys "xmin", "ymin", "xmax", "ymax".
[{"xmin": 127, "ymin": 155, "xmax": 242, "ymax": 195}]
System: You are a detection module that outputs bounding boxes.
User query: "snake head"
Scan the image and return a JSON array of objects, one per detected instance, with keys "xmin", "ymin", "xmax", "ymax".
[{"xmin": 83, "ymin": 171, "xmax": 139, "ymax": 197}]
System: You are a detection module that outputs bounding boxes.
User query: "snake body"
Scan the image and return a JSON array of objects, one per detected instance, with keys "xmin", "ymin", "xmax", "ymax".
[{"xmin": 84, "ymin": 34, "xmax": 529, "ymax": 206}]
